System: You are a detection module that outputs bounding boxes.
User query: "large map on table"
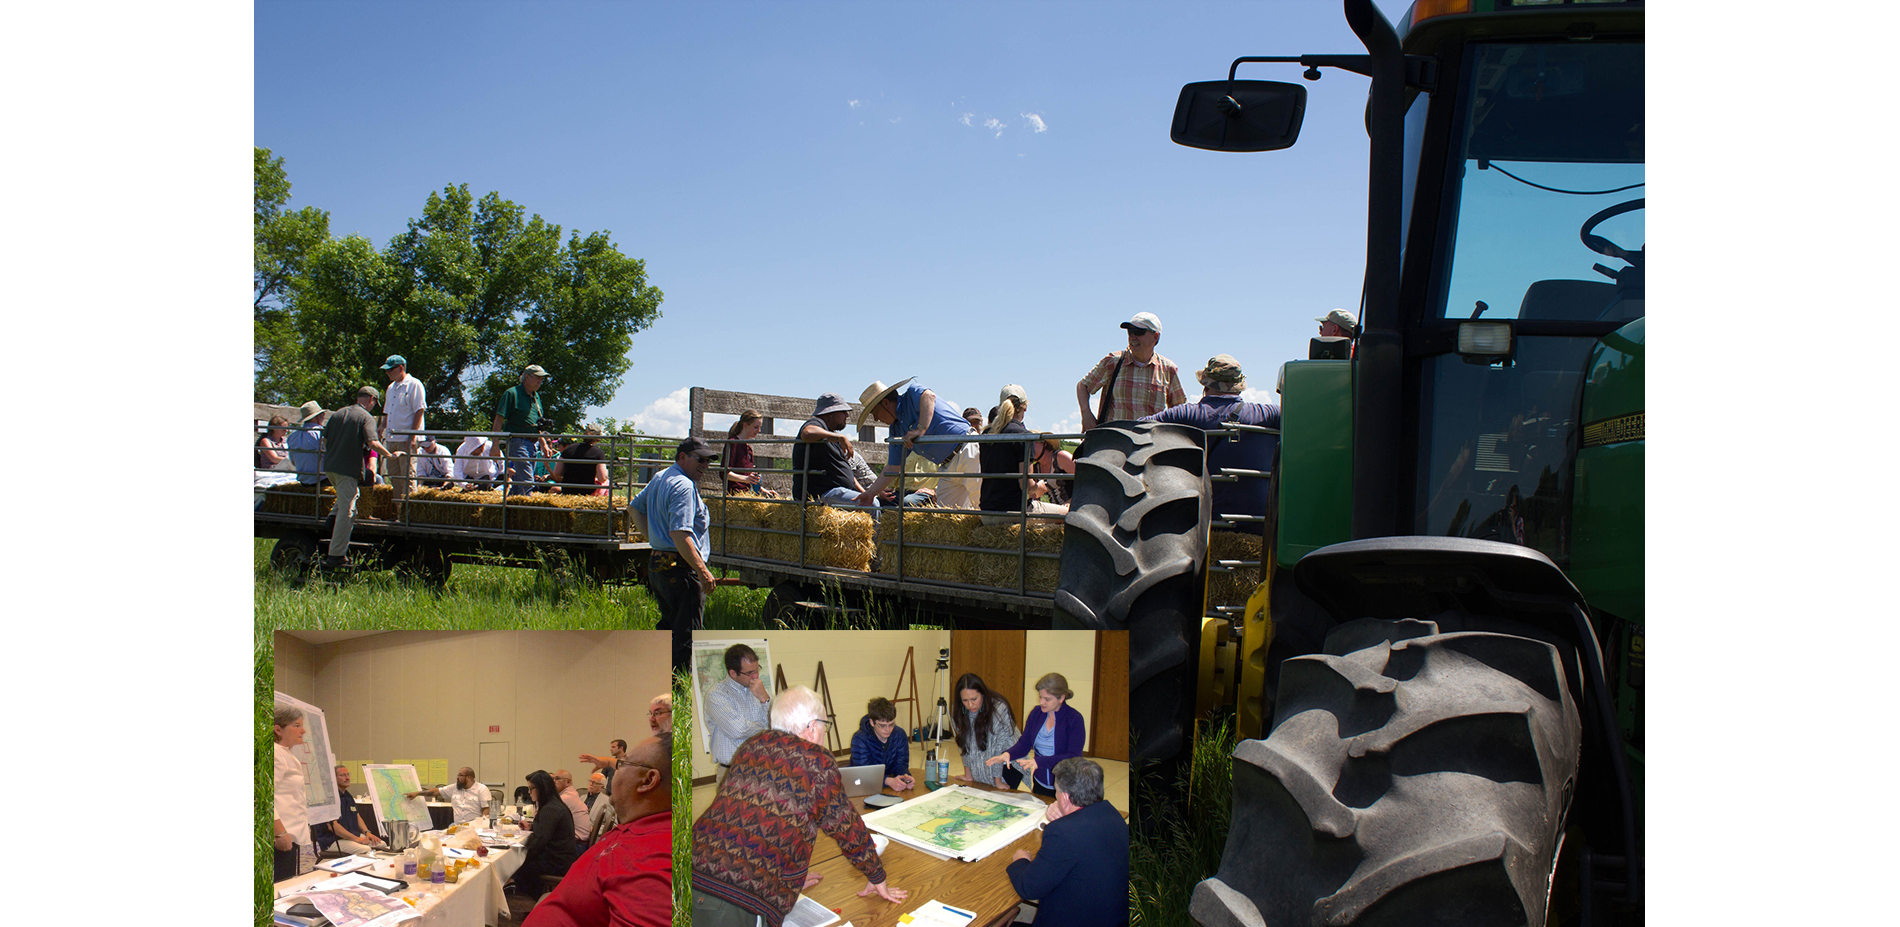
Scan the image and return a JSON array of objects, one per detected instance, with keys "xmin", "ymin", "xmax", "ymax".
[{"xmin": 861, "ymin": 785, "xmax": 1044, "ymax": 861}]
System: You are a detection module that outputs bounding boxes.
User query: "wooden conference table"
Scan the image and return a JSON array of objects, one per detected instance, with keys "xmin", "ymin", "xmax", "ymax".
[
  {"xmin": 273, "ymin": 843, "xmax": 525, "ymax": 927},
  {"xmin": 803, "ymin": 781, "xmax": 1051, "ymax": 927}
]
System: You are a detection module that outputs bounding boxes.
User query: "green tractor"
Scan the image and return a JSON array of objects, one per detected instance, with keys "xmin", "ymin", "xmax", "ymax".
[{"xmin": 1055, "ymin": 0, "xmax": 1642, "ymax": 923}]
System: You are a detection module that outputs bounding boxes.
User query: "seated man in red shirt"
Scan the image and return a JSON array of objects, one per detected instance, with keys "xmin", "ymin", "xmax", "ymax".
[{"xmin": 523, "ymin": 733, "xmax": 673, "ymax": 927}]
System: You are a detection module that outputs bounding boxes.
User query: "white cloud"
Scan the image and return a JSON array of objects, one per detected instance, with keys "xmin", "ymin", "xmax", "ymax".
[
  {"xmin": 983, "ymin": 117, "xmax": 1005, "ymax": 138},
  {"xmin": 625, "ymin": 386, "xmax": 693, "ymax": 437},
  {"xmin": 848, "ymin": 99, "xmax": 862, "ymax": 109},
  {"xmin": 1020, "ymin": 112, "xmax": 1047, "ymax": 133},
  {"xmin": 959, "ymin": 112, "xmax": 974, "ymax": 126}
]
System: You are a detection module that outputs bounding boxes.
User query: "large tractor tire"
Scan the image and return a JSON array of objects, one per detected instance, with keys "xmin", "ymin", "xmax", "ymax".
[
  {"xmin": 1192, "ymin": 617, "xmax": 1581, "ymax": 927},
  {"xmin": 1054, "ymin": 421, "xmax": 1210, "ymax": 765}
]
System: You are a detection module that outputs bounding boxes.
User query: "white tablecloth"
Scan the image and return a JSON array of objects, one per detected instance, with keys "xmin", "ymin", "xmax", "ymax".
[{"xmin": 274, "ymin": 845, "xmax": 524, "ymax": 927}]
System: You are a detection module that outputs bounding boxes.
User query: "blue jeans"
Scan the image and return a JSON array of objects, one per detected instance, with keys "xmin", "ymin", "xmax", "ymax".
[
  {"xmin": 819, "ymin": 486, "xmax": 880, "ymax": 507},
  {"xmin": 505, "ymin": 436, "xmax": 539, "ymax": 496}
]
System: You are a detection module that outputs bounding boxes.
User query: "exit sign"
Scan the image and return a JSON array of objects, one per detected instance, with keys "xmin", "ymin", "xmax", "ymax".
[{"xmin": 489, "ymin": 725, "xmax": 500, "ymax": 733}]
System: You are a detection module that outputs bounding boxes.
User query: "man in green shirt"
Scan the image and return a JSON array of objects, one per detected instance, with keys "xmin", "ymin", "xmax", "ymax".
[{"xmin": 489, "ymin": 364, "xmax": 550, "ymax": 496}]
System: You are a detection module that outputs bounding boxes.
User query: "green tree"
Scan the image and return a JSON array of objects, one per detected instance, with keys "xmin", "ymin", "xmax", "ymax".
[
  {"xmin": 259, "ymin": 175, "xmax": 664, "ymax": 428},
  {"xmin": 255, "ymin": 147, "xmax": 332, "ymax": 401}
]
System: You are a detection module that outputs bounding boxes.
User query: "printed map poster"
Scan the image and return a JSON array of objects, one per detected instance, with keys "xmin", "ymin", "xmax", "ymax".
[
  {"xmin": 690, "ymin": 638, "xmax": 772, "ymax": 757},
  {"xmin": 362, "ymin": 764, "xmax": 433, "ymax": 827},
  {"xmin": 862, "ymin": 785, "xmax": 1046, "ymax": 862},
  {"xmin": 275, "ymin": 691, "xmax": 341, "ymax": 826}
]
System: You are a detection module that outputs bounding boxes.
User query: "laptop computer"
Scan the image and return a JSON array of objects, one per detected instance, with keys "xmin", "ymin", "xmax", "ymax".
[{"xmin": 838, "ymin": 764, "xmax": 886, "ymax": 798}]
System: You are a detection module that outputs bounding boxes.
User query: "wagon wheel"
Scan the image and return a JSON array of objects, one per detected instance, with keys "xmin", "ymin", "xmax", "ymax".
[
  {"xmin": 401, "ymin": 542, "xmax": 452, "ymax": 590},
  {"xmin": 760, "ymin": 581, "xmax": 820, "ymax": 628},
  {"xmin": 270, "ymin": 531, "xmax": 320, "ymax": 578}
]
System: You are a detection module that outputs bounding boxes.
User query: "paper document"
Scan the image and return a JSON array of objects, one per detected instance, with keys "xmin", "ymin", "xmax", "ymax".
[
  {"xmin": 278, "ymin": 887, "xmax": 418, "ymax": 927},
  {"xmin": 783, "ymin": 893, "xmax": 842, "ymax": 927},
  {"xmin": 317, "ymin": 855, "xmax": 375, "ymax": 873},
  {"xmin": 901, "ymin": 900, "xmax": 976, "ymax": 927}
]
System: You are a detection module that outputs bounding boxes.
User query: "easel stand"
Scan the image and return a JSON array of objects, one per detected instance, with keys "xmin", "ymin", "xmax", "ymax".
[{"xmin": 814, "ymin": 661, "xmax": 843, "ymax": 754}]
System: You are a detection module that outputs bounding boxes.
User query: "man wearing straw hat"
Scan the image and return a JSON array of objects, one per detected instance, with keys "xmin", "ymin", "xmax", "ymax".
[
  {"xmin": 1075, "ymin": 311, "xmax": 1186, "ymax": 432},
  {"xmin": 630, "ymin": 436, "xmax": 719, "ymax": 666},
  {"xmin": 322, "ymin": 386, "xmax": 398, "ymax": 571},
  {"xmin": 287, "ymin": 400, "xmax": 329, "ymax": 486},
  {"xmin": 852, "ymin": 378, "xmax": 974, "ymax": 508},
  {"xmin": 1144, "ymin": 354, "xmax": 1281, "ymax": 520}
]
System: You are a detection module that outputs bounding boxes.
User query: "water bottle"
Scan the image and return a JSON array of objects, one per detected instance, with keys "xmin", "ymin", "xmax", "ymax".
[
  {"xmin": 430, "ymin": 853, "xmax": 446, "ymax": 884},
  {"xmin": 924, "ymin": 749, "xmax": 939, "ymax": 789},
  {"xmin": 402, "ymin": 848, "xmax": 417, "ymax": 877}
]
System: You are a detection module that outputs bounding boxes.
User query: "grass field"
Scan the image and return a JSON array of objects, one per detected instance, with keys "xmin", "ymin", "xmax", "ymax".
[{"xmin": 1130, "ymin": 710, "xmax": 1237, "ymax": 927}]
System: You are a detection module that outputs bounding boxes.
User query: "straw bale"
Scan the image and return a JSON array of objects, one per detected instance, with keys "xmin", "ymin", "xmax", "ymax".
[
  {"xmin": 405, "ymin": 487, "xmax": 485, "ymax": 528},
  {"xmin": 967, "ymin": 520, "xmax": 1063, "ymax": 592},
  {"xmin": 1206, "ymin": 529, "xmax": 1266, "ymax": 612},
  {"xmin": 257, "ymin": 482, "xmax": 333, "ymax": 517},
  {"xmin": 755, "ymin": 501, "xmax": 875, "ymax": 570},
  {"xmin": 875, "ymin": 510, "xmax": 980, "ymax": 583}
]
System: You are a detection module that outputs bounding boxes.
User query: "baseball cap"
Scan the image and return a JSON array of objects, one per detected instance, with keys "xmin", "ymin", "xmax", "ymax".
[
  {"xmin": 523, "ymin": 364, "xmax": 551, "ymax": 379},
  {"xmin": 1316, "ymin": 309, "xmax": 1358, "ymax": 333},
  {"xmin": 1121, "ymin": 312, "xmax": 1162, "ymax": 335},
  {"xmin": 677, "ymin": 436, "xmax": 719, "ymax": 459},
  {"xmin": 381, "ymin": 355, "xmax": 407, "ymax": 370}
]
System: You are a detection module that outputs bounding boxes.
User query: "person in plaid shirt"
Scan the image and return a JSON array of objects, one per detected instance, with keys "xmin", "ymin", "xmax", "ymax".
[{"xmin": 1075, "ymin": 311, "xmax": 1187, "ymax": 431}]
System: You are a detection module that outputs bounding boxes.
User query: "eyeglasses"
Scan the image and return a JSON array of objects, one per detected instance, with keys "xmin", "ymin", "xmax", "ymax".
[{"xmin": 649, "ymin": 707, "xmax": 670, "ymax": 716}]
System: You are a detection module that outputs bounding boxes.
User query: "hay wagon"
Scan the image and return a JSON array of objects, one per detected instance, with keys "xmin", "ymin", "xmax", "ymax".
[
  {"xmin": 253, "ymin": 402, "xmax": 659, "ymax": 587},
  {"xmin": 689, "ymin": 387, "xmax": 1064, "ymax": 627}
]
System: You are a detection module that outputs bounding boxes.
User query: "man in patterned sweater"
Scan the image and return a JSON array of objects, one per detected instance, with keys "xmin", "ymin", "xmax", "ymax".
[{"xmin": 691, "ymin": 686, "xmax": 909, "ymax": 927}]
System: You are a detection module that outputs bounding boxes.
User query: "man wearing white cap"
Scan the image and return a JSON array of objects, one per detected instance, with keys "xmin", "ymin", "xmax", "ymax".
[
  {"xmin": 1317, "ymin": 308, "xmax": 1358, "ymax": 339},
  {"xmin": 1076, "ymin": 312, "xmax": 1186, "ymax": 431},
  {"xmin": 853, "ymin": 378, "xmax": 976, "ymax": 508},
  {"xmin": 381, "ymin": 354, "xmax": 426, "ymax": 507}
]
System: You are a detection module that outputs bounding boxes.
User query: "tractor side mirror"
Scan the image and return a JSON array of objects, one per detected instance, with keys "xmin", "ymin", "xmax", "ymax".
[{"xmin": 1171, "ymin": 80, "xmax": 1307, "ymax": 152}]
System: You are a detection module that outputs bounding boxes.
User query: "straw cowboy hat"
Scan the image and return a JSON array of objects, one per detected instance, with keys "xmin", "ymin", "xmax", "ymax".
[{"xmin": 855, "ymin": 378, "xmax": 914, "ymax": 426}]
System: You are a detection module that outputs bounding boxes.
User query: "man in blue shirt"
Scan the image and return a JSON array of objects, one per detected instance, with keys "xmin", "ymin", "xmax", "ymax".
[
  {"xmin": 287, "ymin": 401, "xmax": 328, "ymax": 485},
  {"xmin": 630, "ymin": 437, "xmax": 717, "ymax": 667},
  {"xmin": 853, "ymin": 378, "xmax": 974, "ymax": 507},
  {"xmin": 1143, "ymin": 355, "xmax": 1281, "ymax": 520}
]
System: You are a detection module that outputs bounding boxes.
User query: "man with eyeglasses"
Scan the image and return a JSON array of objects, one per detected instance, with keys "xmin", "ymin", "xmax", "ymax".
[
  {"xmin": 523, "ymin": 734, "xmax": 673, "ymax": 927},
  {"xmin": 553, "ymin": 770, "xmax": 593, "ymax": 848},
  {"xmin": 706, "ymin": 643, "xmax": 771, "ymax": 785}
]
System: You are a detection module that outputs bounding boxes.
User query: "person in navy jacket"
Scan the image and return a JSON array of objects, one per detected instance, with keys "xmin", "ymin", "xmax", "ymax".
[
  {"xmin": 850, "ymin": 697, "xmax": 915, "ymax": 792},
  {"xmin": 986, "ymin": 672, "xmax": 1086, "ymax": 797},
  {"xmin": 1006, "ymin": 757, "xmax": 1129, "ymax": 927}
]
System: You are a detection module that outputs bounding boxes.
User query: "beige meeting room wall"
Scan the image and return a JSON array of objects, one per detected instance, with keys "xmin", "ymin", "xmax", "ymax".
[
  {"xmin": 691, "ymin": 630, "xmax": 947, "ymax": 780},
  {"xmin": 1022, "ymin": 630, "xmax": 1098, "ymax": 754},
  {"xmin": 273, "ymin": 630, "xmax": 668, "ymax": 799}
]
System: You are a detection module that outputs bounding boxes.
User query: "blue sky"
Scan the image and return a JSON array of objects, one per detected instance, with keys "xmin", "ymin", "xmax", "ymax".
[{"xmin": 256, "ymin": 0, "xmax": 1414, "ymax": 438}]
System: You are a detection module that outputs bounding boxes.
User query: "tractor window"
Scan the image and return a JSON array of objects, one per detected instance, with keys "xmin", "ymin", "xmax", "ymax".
[
  {"xmin": 1413, "ymin": 41, "xmax": 1644, "ymax": 558},
  {"xmin": 1436, "ymin": 42, "xmax": 1644, "ymax": 322}
]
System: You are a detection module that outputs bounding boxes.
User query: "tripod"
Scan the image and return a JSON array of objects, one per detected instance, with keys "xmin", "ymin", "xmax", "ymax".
[{"xmin": 925, "ymin": 647, "xmax": 949, "ymax": 785}]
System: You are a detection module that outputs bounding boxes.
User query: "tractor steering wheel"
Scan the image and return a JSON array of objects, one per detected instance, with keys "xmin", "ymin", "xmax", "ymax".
[{"xmin": 1580, "ymin": 197, "xmax": 1643, "ymax": 262}]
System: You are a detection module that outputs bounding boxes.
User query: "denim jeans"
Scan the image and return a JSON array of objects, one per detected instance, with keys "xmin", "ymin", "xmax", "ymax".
[{"xmin": 505, "ymin": 436, "xmax": 539, "ymax": 496}]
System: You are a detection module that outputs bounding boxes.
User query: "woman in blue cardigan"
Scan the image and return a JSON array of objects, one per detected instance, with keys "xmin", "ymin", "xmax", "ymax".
[{"xmin": 986, "ymin": 672, "xmax": 1086, "ymax": 797}]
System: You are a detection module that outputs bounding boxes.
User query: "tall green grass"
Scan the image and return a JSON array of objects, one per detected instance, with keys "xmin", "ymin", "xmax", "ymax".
[
  {"xmin": 671, "ymin": 666, "xmax": 693, "ymax": 927},
  {"xmin": 1130, "ymin": 711, "xmax": 1238, "ymax": 927}
]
